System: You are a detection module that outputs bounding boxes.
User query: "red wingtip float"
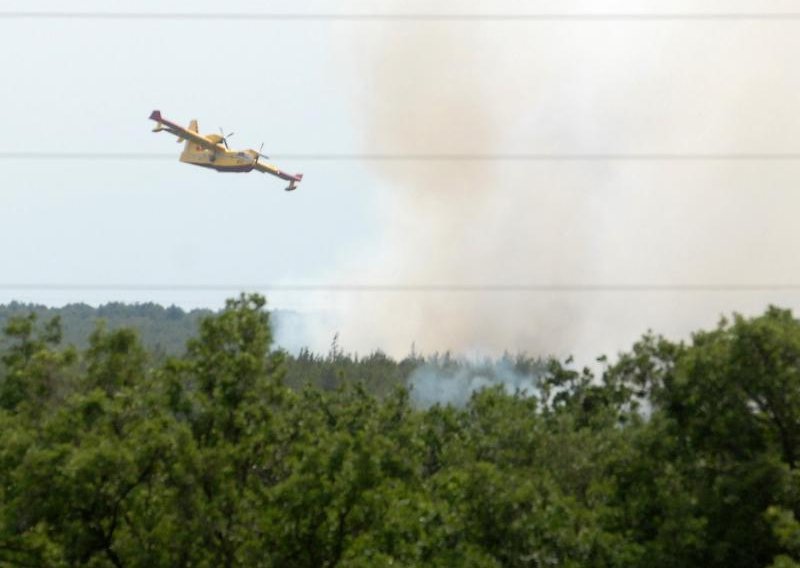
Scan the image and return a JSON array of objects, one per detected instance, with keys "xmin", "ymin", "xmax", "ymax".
[{"xmin": 149, "ymin": 110, "xmax": 303, "ymax": 191}]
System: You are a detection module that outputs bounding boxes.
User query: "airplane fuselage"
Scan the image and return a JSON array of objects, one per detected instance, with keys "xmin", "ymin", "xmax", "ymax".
[{"xmin": 180, "ymin": 146, "xmax": 258, "ymax": 172}]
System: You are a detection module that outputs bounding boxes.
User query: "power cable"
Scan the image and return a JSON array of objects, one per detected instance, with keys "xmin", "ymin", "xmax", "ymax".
[
  {"xmin": 2, "ymin": 12, "xmax": 800, "ymax": 21},
  {"xmin": 4, "ymin": 152, "xmax": 800, "ymax": 162}
]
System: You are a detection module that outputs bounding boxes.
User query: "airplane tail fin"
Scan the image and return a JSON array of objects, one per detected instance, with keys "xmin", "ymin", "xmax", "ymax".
[{"xmin": 177, "ymin": 120, "xmax": 199, "ymax": 144}]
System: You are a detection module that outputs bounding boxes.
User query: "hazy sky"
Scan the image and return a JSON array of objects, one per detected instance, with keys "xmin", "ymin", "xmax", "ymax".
[{"xmin": 3, "ymin": 0, "xmax": 800, "ymax": 361}]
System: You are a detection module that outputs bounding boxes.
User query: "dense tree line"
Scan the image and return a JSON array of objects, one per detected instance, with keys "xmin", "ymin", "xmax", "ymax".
[{"xmin": 1, "ymin": 295, "xmax": 800, "ymax": 566}]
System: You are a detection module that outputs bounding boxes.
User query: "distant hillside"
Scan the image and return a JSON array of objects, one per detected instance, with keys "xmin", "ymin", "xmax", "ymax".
[{"xmin": 0, "ymin": 302, "xmax": 212, "ymax": 355}]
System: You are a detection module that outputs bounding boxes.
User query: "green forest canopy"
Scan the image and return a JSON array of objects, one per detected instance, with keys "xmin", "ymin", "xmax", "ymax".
[{"xmin": 2, "ymin": 294, "xmax": 800, "ymax": 567}]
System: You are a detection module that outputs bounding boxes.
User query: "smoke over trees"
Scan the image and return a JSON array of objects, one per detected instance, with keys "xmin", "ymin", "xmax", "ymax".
[{"xmin": 314, "ymin": 4, "xmax": 800, "ymax": 364}]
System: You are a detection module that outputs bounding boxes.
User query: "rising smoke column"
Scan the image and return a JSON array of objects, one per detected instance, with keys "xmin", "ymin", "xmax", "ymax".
[
  {"xmin": 324, "ymin": 3, "xmax": 800, "ymax": 362},
  {"xmin": 327, "ymin": 18, "xmax": 594, "ymax": 357}
]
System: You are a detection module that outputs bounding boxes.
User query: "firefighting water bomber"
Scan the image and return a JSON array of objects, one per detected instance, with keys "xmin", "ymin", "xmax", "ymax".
[{"xmin": 149, "ymin": 110, "xmax": 303, "ymax": 191}]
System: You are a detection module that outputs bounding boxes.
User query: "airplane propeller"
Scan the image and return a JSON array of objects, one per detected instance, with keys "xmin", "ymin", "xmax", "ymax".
[
  {"xmin": 257, "ymin": 142, "xmax": 269, "ymax": 160},
  {"xmin": 218, "ymin": 127, "xmax": 235, "ymax": 149}
]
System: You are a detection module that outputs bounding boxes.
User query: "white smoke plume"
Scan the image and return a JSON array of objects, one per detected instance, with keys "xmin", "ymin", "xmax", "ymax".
[
  {"xmin": 315, "ymin": 1, "xmax": 800, "ymax": 363},
  {"xmin": 409, "ymin": 357, "xmax": 541, "ymax": 408}
]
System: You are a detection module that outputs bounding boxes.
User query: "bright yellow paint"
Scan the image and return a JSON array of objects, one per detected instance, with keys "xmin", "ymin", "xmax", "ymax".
[{"xmin": 149, "ymin": 110, "xmax": 303, "ymax": 191}]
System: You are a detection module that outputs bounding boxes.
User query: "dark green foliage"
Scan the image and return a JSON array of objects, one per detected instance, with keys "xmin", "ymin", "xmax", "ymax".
[
  {"xmin": 284, "ymin": 347, "xmax": 417, "ymax": 396},
  {"xmin": 2, "ymin": 298, "xmax": 800, "ymax": 566}
]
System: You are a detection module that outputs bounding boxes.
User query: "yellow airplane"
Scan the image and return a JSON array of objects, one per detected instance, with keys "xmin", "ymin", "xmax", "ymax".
[{"xmin": 149, "ymin": 110, "xmax": 303, "ymax": 191}]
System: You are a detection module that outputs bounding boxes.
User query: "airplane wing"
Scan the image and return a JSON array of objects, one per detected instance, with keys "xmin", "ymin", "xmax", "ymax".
[
  {"xmin": 253, "ymin": 159, "xmax": 304, "ymax": 191},
  {"xmin": 149, "ymin": 110, "xmax": 221, "ymax": 153}
]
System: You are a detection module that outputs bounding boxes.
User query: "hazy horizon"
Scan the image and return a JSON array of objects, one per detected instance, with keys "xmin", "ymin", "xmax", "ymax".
[{"xmin": 4, "ymin": 0, "xmax": 800, "ymax": 364}]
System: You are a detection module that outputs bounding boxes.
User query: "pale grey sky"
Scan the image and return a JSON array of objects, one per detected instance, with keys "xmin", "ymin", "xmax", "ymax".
[{"xmin": 2, "ymin": 0, "xmax": 800, "ymax": 360}]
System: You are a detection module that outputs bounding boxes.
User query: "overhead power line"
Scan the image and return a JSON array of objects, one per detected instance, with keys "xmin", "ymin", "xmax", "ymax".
[
  {"xmin": 5, "ymin": 152, "xmax": 800, "ymax": 162},
  {"xmin": 2, "ymin": 284, "xmax": 800, "ymax": 293},
  {"xmin": 2, "ymin": 12, "xmax": 800, "ymax": 21}
]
